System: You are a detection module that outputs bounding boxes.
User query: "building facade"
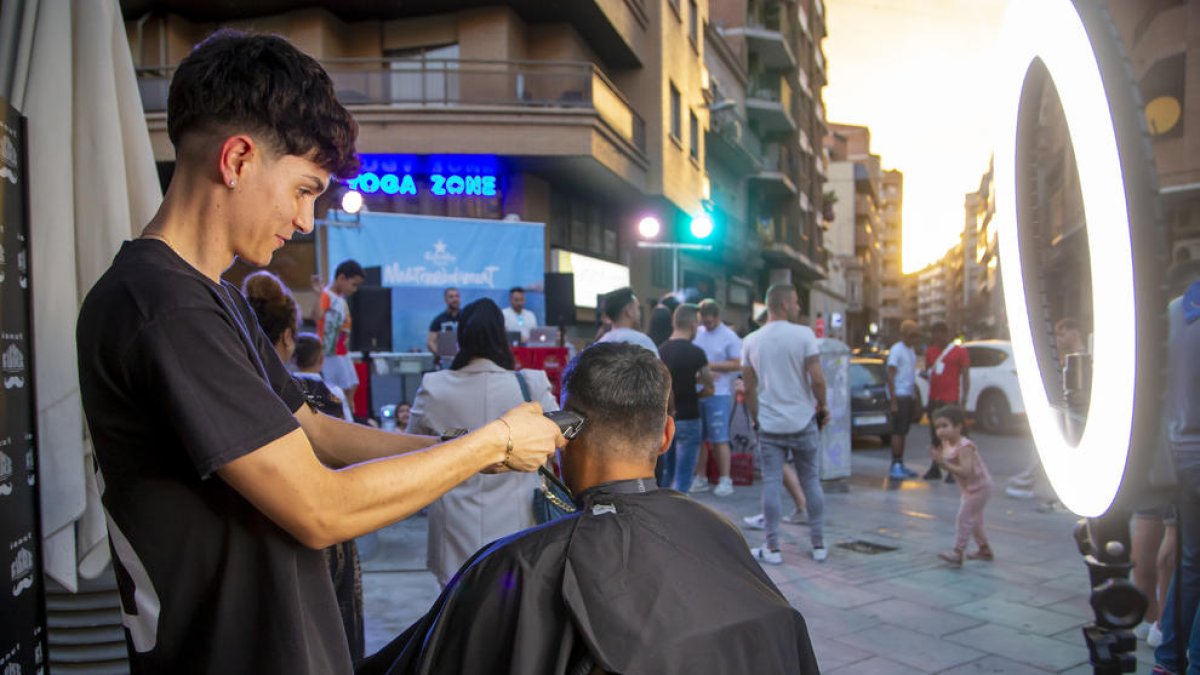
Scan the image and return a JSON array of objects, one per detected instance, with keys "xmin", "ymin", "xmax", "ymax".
[{"xmin": 127, "ymin": 1, "xmax": 721, "ymax": 341}]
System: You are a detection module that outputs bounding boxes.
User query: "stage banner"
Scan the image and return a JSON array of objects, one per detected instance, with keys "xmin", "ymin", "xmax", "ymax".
[
  {"xmin": 325, "ymin": 212, "xmax": 545, "ymax": 352},
  {"xmin": 0, "ymin": 99, "xmax": 49, "ymax": 674}
]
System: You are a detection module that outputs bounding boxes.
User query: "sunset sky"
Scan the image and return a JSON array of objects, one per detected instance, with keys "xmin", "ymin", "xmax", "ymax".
[{"xmin": 822, "ymin": 0, "xmax": 1010, "ymax": 273}]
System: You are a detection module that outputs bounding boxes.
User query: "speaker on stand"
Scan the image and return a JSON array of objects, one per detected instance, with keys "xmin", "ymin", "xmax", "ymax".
[
  {"xmin": 544, "ymin": 272, "xmax": 575, "ymax": 346},
  {"xmin": 347, "ymin": 277, "xmax": 392, "ymax": 421}
]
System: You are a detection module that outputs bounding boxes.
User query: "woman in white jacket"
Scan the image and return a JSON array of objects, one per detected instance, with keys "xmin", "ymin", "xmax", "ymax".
[{"xmin": 406, "ymin": 297, "xmax": 558, "ymax": 585}]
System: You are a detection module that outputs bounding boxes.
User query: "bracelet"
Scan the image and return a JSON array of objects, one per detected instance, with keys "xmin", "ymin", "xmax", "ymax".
[{"xmin": 497, "ymin": 418, "xmax": 515, "ymax": 469}]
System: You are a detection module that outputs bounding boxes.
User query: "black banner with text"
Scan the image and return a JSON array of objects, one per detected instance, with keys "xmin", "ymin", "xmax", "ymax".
[{"xmin": 0, "ymin": 97, "xmax": 49, "ymax": 675}]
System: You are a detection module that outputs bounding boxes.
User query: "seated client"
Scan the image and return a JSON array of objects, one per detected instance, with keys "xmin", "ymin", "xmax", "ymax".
[{"xmin": 361, "ymin": 342, "xmax": 820, "ymax": 675}]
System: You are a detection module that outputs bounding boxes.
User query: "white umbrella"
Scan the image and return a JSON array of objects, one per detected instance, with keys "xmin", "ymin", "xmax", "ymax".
[{"xmin": 0, "ymin": 0, "xmax": 161, "ymax": 591}]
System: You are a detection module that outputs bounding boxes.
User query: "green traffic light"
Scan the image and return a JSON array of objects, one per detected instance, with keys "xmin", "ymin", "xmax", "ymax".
[{"xmin": 690, "ymin": 214, "xmax": 714, "ymax": 239}]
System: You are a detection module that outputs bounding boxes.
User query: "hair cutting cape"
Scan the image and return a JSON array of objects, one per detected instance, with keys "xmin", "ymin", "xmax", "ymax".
[{"xmin": 359, "ymin": 479, "xmax": 820, "ymax": 675}]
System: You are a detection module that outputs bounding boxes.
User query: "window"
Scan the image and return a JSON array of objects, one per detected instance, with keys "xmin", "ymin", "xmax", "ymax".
[
  {"xmin": 651, "ymin": 249, "xmax": 673, "ymax": 288},
  {"xmin": 688, "ymin": 0, "xmax": 699, "ymax": 44},
  {"xmin": 966, "ymin": 346, "xmax": 1009, "ymax": 368},
  {"xmin": 669, "ymin": 84, "xmax": 682, "ymax": 140},
  {"xmin": 689, "ymin": 111, "xmax": 700, "ymax": 159}
]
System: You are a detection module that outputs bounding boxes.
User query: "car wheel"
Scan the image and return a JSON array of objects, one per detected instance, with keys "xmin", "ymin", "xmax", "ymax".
[{"xmin": 977, "ymin": 391, "xmax": 1011, "ymax": 433}]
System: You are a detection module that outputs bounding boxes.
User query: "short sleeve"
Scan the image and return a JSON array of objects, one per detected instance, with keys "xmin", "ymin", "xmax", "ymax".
[
  {"xmin": 428, "ymin": 314, "xmax": 442, "ymax": 333},
  {"xmin": 886, "ymin": 346, "xmax": 901, "ymax": 368},
  {"xmin": 726, "ymin": 331, "xmax": 742, "ymax": 361},
  {"xmin": 129, "ymin": 308, "xmax": 302, "ymax": 478}
]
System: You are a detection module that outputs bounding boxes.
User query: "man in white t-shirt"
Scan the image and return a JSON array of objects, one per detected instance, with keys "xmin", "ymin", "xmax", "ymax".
[
  {"xmin": 741, "ymin": 284, "xmax": 829, "ymax": 564},
  {"xmin": 597, "ymin": 286, "xmax": 658, "ymax": 353},
  {"xmin": 691, "ymin": 299, "xmax": 742, "ymax": 496},
  {"xmin": 885, "ymin": 319, "xmax": 921, "ymax": 480},
  {"xmin": 502, "ymin": 286, "xmax": 539, "ymax": 343}
]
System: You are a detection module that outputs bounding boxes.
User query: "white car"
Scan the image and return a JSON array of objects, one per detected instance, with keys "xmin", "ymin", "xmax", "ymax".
[{"xmin": 915, "ymin": 339, "xmax": 1026, "ymax": 433}]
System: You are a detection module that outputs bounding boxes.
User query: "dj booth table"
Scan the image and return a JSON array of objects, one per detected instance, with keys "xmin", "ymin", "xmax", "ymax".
[{"xmin": 351, "ymin": 347, "xmax": 569, "ymax": 420}]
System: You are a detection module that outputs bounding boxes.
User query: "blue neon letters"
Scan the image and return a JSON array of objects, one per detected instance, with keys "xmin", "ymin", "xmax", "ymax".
[{"xmin": 348, "ymin": 172, "xmax": 497, "ymax": 197}]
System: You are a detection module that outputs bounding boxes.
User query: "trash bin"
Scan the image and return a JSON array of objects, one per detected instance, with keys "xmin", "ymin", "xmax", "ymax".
[{"xmin": 818, "ymin": 338, "xmax": 852, "ymax": 481}]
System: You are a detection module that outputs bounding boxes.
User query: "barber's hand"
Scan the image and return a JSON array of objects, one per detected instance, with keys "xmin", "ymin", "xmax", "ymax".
[{"xmin": 481, "ymin": 402, "xmax": 566, "ymax": 473}]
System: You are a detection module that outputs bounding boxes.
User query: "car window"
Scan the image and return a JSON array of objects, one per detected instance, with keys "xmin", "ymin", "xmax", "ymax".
[
  {"xmin": 966, "ymin": 346, "xmax": 1008, "ymax": 368},
  {"xmin": 850, "ymin": 363, "xmax": 885, "ymax": 388}
]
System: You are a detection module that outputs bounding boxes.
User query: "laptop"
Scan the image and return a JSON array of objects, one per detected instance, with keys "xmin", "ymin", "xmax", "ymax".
[{"xmin": 528, "ymin": 326, "xmax": 560, "ymax": 346}]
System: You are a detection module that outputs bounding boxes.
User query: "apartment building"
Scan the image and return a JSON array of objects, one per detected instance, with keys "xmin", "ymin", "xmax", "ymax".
[
  {"xmin": 917, "ymin": 261, "xmax": 948, "ymax": 329},
  {"xmin": 709, "ymin": 0, "xmax": 829, "ymax": 313},
  {"xmin": 126, "ymin": 1, "xmax": 712, "ymax": 334},
  {"xmin": 879, "ymin": 169, "xmax": 905, "ymax": 338},
  {"xmin": 1107, "ymin": 0, "xmax": 1200, "ymax": 268},
  {"xmin": 823, "ymin": 123, "xmax": 884, "ymax": 347},
  {"xmin": 962, "ymin": 159, "xmax": 1007, "ymax": 338}
]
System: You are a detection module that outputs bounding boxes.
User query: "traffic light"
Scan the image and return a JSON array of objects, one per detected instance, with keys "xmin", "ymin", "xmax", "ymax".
[{"xmin": 689, "ymin": 213, "xmax": 714, "ymax": 240}]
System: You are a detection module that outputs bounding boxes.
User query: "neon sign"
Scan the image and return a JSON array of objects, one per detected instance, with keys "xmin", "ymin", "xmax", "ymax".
[{"xmin": 346, "ymin": 154, "xmax": 500, "ymax": 198}]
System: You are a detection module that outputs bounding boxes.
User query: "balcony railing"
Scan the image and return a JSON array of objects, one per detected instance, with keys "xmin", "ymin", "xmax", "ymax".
[
  {"xmin": 711, "ymin": 110, "xmax": 764, "ymax": 162},
  {"xmin": 135, "ymin": 57, "xmax": 646, "ymax": 153}
]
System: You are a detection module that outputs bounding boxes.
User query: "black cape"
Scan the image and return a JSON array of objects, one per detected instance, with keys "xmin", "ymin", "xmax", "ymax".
[{"xmin": 359, "ymin": 479, "xmax": 820, "ymax": 674}]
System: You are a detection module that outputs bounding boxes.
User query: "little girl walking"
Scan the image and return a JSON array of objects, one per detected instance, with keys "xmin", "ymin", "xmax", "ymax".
[{"xmin": 931, "ymin": 405, "xmax": 994, "ymax": 567}]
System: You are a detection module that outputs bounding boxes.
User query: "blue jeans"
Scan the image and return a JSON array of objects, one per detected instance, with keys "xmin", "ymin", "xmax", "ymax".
[
  {"xmin": 660, "ymin": 418, "xmax": 703, "ymax": 492},
  {"xmin": 700, "ymin": 395, "xmax": 733, "ymax": 444},
  {"xmin": 1157, "ymin": 458, "xmax": 1200, "ymax": 672},
  {"xmin": 759, "ymin": 422, "xmax": 824, "ymax": 549}
]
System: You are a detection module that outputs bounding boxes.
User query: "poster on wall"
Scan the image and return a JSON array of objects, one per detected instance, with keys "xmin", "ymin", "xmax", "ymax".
[
  {"xmin": 0, "ymin": 99, "xmax": 49, "ymax": 673},
  {"xmin": 325, "ymin": 212, "xmax": 546, "ymax": 352}
]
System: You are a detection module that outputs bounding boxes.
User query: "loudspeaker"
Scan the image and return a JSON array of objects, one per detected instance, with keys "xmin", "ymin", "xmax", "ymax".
[
  {"xmin": 362, "ymin": 265, "xmax": 382, "ymax": 287},
  {"xmin": 348, "ymin": 287, "xmax": 392, "ymax": 352},
  {"xmin": 544, "ymin": 272, "xmax": 576, "ymax": 326}
]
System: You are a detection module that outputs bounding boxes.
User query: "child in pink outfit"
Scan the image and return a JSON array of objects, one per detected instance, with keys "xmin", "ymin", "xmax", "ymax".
[{"xmin": 931, "ymin": 405, "xmax": 994, "ymax": 567}]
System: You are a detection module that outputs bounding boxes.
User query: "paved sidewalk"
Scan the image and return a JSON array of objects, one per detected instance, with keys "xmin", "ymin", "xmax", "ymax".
[{"xmin": 359, "ymin": 425, "xmax": 1158, "ymax": 673}]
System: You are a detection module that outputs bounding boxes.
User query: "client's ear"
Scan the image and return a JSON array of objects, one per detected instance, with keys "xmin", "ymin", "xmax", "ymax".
[{"xmin": 657, "ymin": 417, "xmax": 675, "ymax": 457}]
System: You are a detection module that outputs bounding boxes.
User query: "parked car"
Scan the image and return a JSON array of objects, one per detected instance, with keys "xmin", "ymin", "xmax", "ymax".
[
  {"xmin": 915, "ymin": 339, "xmax": 1026, "ymax": 433},
  {"xmin": 850, "ymin": 357, "xmax": 892, "ymax": 443}
]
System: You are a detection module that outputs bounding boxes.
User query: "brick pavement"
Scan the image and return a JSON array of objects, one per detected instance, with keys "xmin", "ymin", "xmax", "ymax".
[{"xmin": 359, "ymin": 425, "xmax": 1159, "ymax": 673}]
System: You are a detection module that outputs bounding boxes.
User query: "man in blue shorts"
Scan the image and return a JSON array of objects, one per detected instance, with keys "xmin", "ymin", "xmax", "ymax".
[{"xmin": 692, "ymin": 299, "xmax": 742, "ymax": 496}]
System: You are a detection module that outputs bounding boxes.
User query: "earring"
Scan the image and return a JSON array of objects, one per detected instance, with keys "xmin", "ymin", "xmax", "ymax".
[{"xmin": 228, "ymin": 180, "xmax": 237, "ymax": 188}]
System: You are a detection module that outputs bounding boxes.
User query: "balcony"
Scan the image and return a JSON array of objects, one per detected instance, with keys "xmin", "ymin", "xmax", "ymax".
[
  {"xmin": 707, "ymin": 110, "xmax": 763, "ymax": 175},
  {"xmin": 725, "ymin": 1, "xmax": 796, "ymax": 70},
  {"xmin": 137, "ymin": 57, "xmax": 649, "ymax": 185},
  {"xmin": 747, "ymin": 73, "xmax": 796, "ymax": 135},
  {"xmin": 750, "ymin": 143, "xmax": 797, "ymax": 197}
]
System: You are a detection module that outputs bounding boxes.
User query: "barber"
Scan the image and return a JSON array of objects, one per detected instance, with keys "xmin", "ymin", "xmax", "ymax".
[{"xmin": 75, "ymin": 31, "xmax": 563, "ymax": 675}]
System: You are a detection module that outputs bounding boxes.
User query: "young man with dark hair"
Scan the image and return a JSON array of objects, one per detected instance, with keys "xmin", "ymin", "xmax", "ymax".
[
  {"xmin": 657, "ymin": 304, "xmax": 714, "ymax": 491},
  {"xmin": 312, "ymin": 258, "xmax": 365, "ymax": 406},
  {"xmin": 597, "ymin": 286, "xmax": 657, "ymax": 352},
  {"xmin": 362, "ymin": 343, "xmax": 820, "ymax": 675},
  {"xmin": 76, "ymin": 30, "xmax": 562, "ymax": 673},
  {"xmin": 502, "ymin": 285, "xmax": 538, "ymax": 343}
]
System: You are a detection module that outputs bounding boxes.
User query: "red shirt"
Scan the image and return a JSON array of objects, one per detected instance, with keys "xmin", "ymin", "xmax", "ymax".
[{"xmin": 925, "ymin": 343, "xmax": 970, "ymax": 402}]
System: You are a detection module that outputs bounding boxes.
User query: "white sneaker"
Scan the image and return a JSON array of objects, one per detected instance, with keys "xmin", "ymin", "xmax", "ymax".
[
  {"xmin": 742, "ymin": 514, "xmax": 766, "ymax": 530},
  {"xmin": 812, "ymin": 547, "xmax": 828, "ymax": 562},
  {"xmin": 1005, "ymin": 486, "xmax": 1035, "ymax": 500},
  {"xmin": 1148, "ymin": 622, "xmax": 1163, "ymax": 647},
  {"xmin": 1135, "ymin": 621, "xmax": 1152, "ymax": 641},
  {"xmin": 713, "ymin": 477, "xmax": 734, "ymax": 496},
  {"xmin": 689, "ymin": 477, "xmax": 711, "ymax": 493},
  {"xmin": 751, "ymin": 545, "xmax": 783, "ymax": 565}
]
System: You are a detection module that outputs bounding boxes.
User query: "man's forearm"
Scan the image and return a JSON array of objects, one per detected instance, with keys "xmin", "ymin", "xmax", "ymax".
[
  {"xmin": 302, "ymin": 409, "xmax": 438, "ymax": 467},
  {"xmin": 710, "ymin": 358, "xmax": 741, "ymax": 373},
  {"xmin": 811, "ymin": 379, "xmax": 827, "ymax": 409}
]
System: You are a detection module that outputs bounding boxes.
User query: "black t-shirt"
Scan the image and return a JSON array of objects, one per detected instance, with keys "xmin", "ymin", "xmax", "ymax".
[
  {"xmin": 658, "ymin": 338, "xmax": 708, "ymax": 421},
  {"xmin": 428, "ymin": 309, "xmax": 460, "ymax": 334},
  {"xmin": 76, "ymin": 240, "xmax": 350, "ymax": 674}
]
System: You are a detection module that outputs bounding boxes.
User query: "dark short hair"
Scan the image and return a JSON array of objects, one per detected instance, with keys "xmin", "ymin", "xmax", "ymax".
[
  {"xmin": 450, "ymin": 298, "xmax": 515, "ymax": 371},
  {"xmin": 509, "ymin": 286, "xmax": 526, "ymax": 295},
  {"xmin": 294, "ymin": 332, "xmax": 323, "ymax": 370},
  {"xmin": 673, "ymin": 303, "xmax": 700, "ymax": 330},
  {"xmin": 168, "ymin": 29, "xmax": 358, "ymax": 178},
  {"xmin": 766, "ymin": 283, "xmax": 796, "ymax": 311},
  {"xmin": 603, "ymin": 287, "xmax": 636, "ymax": 322},
  {"xmin": 931, "ymin": 321, "xmax": 949, "ymax": 334},
  {"xmin": 562, "ymin": 343, "xmax": 670, "ymax": 460},
  {"xmin": 334, "ymin": 259, "xmax": 365, "ymax": 281},
  {"xmin": 698, "ymin": 298, "xmax": 720, "ymax": 317},
  {"xmin": 932, "ymin": 404, "xmax": 966, "ymax": 429}
]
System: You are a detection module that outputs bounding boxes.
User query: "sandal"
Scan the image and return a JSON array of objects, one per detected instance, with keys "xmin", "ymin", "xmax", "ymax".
[
  {"xmin": 966, "ymin": 546, "xmax": 994, "ymax": 561},
  {"xmin": 938, "ymin": 550, "xmax": 963, "ymax": 567}
]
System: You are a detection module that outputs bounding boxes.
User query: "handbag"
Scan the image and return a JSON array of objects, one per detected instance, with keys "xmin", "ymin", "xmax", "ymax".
[{"xmin": 516, "ymin": 371, "xmax": 578, "ymax": 524}]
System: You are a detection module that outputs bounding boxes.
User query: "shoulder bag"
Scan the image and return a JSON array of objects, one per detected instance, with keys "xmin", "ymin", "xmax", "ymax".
[{"xmin": 517, "ymin": 371, "xmax": 577, "ymax": 524}]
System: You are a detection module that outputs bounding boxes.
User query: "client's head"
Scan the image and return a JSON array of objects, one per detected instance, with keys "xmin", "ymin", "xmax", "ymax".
[{"xmin": 559, "ymin": 342, "xmax": 673, "ymax": 492}]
